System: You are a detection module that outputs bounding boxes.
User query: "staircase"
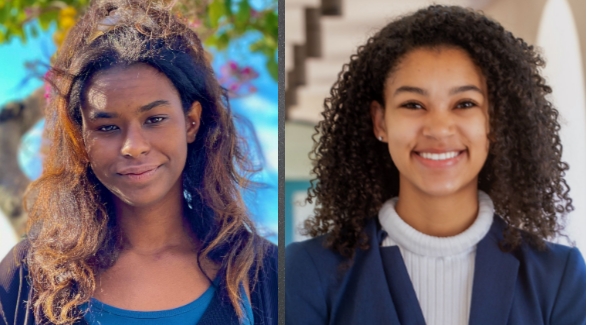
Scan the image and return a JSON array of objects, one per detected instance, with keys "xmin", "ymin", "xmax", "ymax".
[{"xmin": 285, "ymin": 0, "xmax": 486, "ymax": 124}]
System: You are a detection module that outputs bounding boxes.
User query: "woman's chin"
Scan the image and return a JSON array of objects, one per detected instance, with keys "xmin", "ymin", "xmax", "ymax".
[
  {"xmin": 110, "ymin": 190, "xmax": 163, "ymax": 209},
  {"xmin": 413, "ymin": 181, "xmax": 470, "ymax": 198}
]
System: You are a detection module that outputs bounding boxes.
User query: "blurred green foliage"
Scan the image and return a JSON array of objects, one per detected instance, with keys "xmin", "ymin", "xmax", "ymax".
[
  {"xmin": 0, "ymin": 0, "xmax": 87, "ymax": 44},
  {"xmin": 180, "ymin": 0, "xmax": 278, "ymax": 80},
  {"xmin": 0, "ymin": 0, "xmax": 278, "ymax": 80}
]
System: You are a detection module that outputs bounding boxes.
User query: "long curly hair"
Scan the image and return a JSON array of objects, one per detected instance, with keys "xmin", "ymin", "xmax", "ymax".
[
  {"xmin": 304, "ymin": 5, "xmax": 573, "ymax": 260},
  {"xmin": 23, "ymin": 0, "xmax": 267, "ymax": 323}
]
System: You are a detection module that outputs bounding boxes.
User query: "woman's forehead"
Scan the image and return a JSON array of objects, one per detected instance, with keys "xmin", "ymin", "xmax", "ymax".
[
  {"xmin": 386, "ymin": 47, "xmax": 487, "ymax": 94},
  {"xmin": 83, "ymin": 64, "xmax": 179, "ymax": 111}
]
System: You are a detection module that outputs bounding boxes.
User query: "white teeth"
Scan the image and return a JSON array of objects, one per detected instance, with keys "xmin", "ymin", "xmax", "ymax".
[{"xmin": 418, "ymin": 151, "xmax": 460, "ymax": 161}]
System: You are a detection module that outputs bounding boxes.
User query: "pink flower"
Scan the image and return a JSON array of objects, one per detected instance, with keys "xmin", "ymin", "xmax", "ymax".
[
  {"xmin": 218, "ymin": 61, "xmax": 259, "ymax": 98},
  {"xmin": 188, "ymin": 19, "xmax": 201, "ymax": 29},
  {"xmin": 43, "ymin": 71, "xmax": 53, "ymax": 101},
  {"xmin": 24, "ymin": 7, "xmax": 38, "ymax": 19}
]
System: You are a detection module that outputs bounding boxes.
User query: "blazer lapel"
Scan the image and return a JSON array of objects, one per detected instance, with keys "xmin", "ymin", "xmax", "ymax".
[
  {"xmin": 380, "ymin": 245, "xmax": 427, "ymax": 325},
  {"xmin": 334, "ymin": 219, "xmax": 402, "ymax": 325},
  {"xmin": 468, "ymin": 217, "xmax": 519, "ymax": 325}
]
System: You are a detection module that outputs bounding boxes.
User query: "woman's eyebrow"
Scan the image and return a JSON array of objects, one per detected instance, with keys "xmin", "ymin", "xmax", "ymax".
[
  {"xmin": 449, "ymin": 85, "xmax": 483, "ymax": 95},
  {"xmin": 137, "ymin": 99, "xmax": 171, "ymax": 113},
  {"xmin": 393, "ymin": 85, "xmax": 483, "ymax": 97},
  {"xmin": 394, "ymin": 86, "xmax": 428, "ymax": 96},
  {"xmin": 89, "ymin": 111, "xmax": 117, "ymax": 120},
  {"xmin": 88, "ymin": 100, "xmax": 171, "ymax": 120}
]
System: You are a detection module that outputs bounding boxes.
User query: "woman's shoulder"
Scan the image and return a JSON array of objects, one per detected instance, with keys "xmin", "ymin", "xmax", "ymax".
[
  {"xmin": 0, "ymin": 239, "xmax": 31, "ymax": 325},
  {"xmin": 286, "ymin": 219, "xmax": 381, "ymax": 273},
  {"xmin": 249, "ymin": 237, "xmax": 278, "ymax": 325},
  {"xmin": 286, "ymin": 235, "xmax": 322, "ymax": 255},
  {"xmin": 247, "ymin": 236, "xmax": 277, "ymax": 290},
  {"xmin": 489, "ymin": 216, "xmax": 585, "ymax": 312},
  {"xmin": 256, "ymin": 238, "xmax": 278, "ymax": 288},
  {"xmin": 0, "ymin": 239, "xmax": 30, "ymax": 286},
  {"xmin": 257, "ymin": 237, "xmax": 277, "ymax": 274},
  {"xmin": 523, "ymin": 239, "xmax": 584, "ymax": 263},
  {"xmin": 490, "ymin": 216, "xmax": 584, "ymax": 269},
  {"xmin": 517, "ymin": 237, "xmax": 585, "ymax": 281},
  {"xmin": 511, "ymin": 235, "xmax": 585, "ymax": 323},
  {"xmin": 285, "ymin": 234, "xmax": 350, "ymax": 290}
]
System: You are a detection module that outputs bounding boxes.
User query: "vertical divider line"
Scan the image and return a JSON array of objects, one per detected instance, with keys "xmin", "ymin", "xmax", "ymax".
[{"xmin": 278, "ymin": 0, "xmax": 286, "ymax": 324}]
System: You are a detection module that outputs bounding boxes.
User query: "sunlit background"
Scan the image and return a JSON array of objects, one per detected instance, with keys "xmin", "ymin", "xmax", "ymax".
[
  {"xmin": 285, "ymin": 0, "xmax": 586, "ymax": 258},
  {"xmin": 0, "ymin": 0, "xmax": 278, "ymax": 259}
]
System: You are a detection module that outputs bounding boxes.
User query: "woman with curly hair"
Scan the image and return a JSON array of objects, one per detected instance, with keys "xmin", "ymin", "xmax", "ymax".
[
  {"xmin": 286, "ymin": 5, "xmax": 585, "ymax": 325},
  {"xmin": 0, "ymin": 1, "xmax": 277, "ymax": 324}
]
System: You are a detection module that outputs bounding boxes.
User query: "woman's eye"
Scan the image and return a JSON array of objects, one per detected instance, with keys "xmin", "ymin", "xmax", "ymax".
[
  {"xmin": 401, "ymin": 102, "xmax": 424, "ymax": 110},
  {"xmin": 456, "ymin": 101, "xmax": 476, "ymax": 109},
  {"xmin": 146, "ymin": 117, "xmax": 165, "ymax": 124},
  {"xmin": 98, "ymin": 125, "xmax": 118, "ymax": 132}
]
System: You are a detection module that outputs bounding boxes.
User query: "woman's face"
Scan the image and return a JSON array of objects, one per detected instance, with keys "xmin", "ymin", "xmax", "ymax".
[
  {"xmin": 371, "ymin": 47, "xmax": 490, "ymax": 198},
  {"xmin": 81, "ymin": 63, "xmax": 201, "ymax": 208}
]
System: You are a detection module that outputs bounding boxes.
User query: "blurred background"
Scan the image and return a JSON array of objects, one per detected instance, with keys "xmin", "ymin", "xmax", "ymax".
[
  {"xmin": 285, "ymin": 0, "xmax": 586, "ymax": 257},
  {"xmin": 0, "ymin": 0, "xmax": 278, "ymax": 259}
]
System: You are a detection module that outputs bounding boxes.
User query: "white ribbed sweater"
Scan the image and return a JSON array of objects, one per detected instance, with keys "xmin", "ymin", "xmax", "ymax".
[{"xmin": 378, "ymin": 191, "xmax": 494, "ymax": 325}]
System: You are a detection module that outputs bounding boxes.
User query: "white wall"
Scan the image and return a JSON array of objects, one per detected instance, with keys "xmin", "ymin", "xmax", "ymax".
[
  {"xmin": 0, "ymin": 209, "xmax": 18, "ymax": 261},
  {"xmin": 536, "ymin": 0, "xmax": 586, "ymax": 256}
]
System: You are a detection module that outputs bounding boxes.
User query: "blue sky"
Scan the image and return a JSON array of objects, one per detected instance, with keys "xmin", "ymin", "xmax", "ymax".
[
  {"xmin": 0, "ymin": 22, "xmax": 56, "ymax": 108},
  {"xmin": 2, "ymin": 17, "xmax": 278, "ymax": 241}
]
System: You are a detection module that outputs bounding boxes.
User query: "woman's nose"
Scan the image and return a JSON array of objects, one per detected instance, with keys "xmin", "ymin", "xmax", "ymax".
[
  {"xmin": 120, "ymin": 126, "xmax": 150, "ymax": 158},
  {"xmin": 422, "ymin": 109, "xmax": 456, "ymax": 140}
]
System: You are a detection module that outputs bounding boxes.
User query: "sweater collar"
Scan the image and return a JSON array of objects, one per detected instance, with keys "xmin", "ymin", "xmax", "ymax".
[{"xmin": 378, "ymin": 190, "xmax": 494, "ymax": 257}]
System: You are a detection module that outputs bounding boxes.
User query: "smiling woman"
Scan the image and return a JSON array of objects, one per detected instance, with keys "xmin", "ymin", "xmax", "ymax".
[
  {"xmin": 371, "ymin": 47, "xmax": 490, "ymax": 237},
  {"xmin": 0, "ymin": 1, "xmax": 277, "ymax": 325},
  {"xmin": 82, "ymin": 64, "xmax": 201, "ymax": 209},
  {"xmin": 286, "ymin": 5, "xmax": 585, "ymax": 325}
]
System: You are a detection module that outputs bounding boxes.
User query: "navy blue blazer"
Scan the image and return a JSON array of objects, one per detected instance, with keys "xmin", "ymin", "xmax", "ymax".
[{"xmin": 286, "ymin": 216, "xmax": 586, "ymax": 325}]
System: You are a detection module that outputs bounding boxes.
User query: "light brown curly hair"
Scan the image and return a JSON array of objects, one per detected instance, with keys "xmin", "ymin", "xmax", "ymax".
[{"xmin": 23, "ymin": 0, "xmax": 267, "ymax": 323}]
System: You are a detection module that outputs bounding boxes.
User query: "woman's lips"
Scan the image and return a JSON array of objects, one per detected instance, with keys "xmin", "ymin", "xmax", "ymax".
[
  {"xmin": 412, "ymin": 150, "xmax": 466, "ymax": 168},
  {"xmin": 119, "ymin": 166, "xmax": 160, "ymax": 182}
]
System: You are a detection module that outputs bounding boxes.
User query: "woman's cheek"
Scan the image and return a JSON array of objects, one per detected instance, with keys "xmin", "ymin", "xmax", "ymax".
[
  {"xmin": 387, "ymin": 116, "xmax": 419, "ymax": 164},
  {"xmin": 462, "ymin": 116, "xmax": 490, "ymax": 164}
]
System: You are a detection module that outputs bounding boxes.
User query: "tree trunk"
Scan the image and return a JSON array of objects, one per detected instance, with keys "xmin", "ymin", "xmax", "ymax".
[{"xmin": 0, "ymin": 87, "xmax": 45, "ymax": 236}]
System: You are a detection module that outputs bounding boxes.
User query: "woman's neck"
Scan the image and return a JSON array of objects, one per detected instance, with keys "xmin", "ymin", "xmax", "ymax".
[
  {"xmin": 395, "ymin": 181, "xmax": 480, "ymax": 237},
  {"xmin": 113, "ymin": 182, "xmax": 196, "ymax": 254}
]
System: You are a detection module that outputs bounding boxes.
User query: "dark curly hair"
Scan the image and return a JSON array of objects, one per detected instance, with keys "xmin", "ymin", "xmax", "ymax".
[{"xmin": 304, "ymin": 5, "xmax": 573, "ymax": 260}]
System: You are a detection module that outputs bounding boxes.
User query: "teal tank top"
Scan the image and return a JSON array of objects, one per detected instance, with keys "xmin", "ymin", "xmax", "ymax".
[
  {"xmin": 82, "ymin": 284, "xmax": 215, "ymax": 325},
  {"xmin": 81, "ymin": 282, "xmax": 254, "ymax": 324}
]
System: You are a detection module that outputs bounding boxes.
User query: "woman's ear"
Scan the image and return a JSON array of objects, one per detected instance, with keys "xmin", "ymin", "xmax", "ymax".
[
  {"xmin": 370, "ymin": 100, "xmax": 388, "ymax": 142},
  {"xmin": 186, "ymin": 102, "xmax": 202, "ymax": 144}
]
